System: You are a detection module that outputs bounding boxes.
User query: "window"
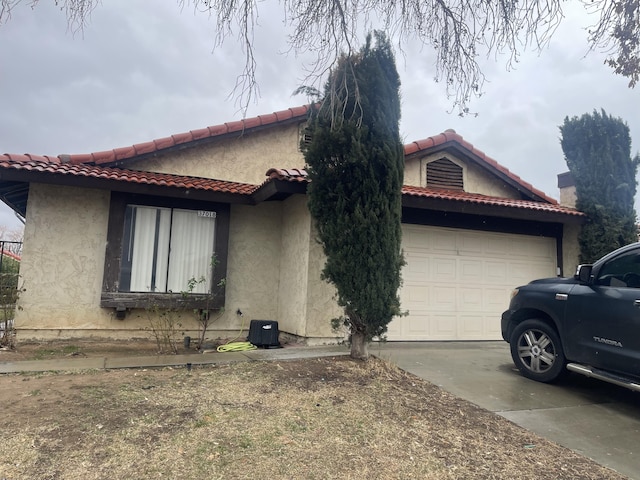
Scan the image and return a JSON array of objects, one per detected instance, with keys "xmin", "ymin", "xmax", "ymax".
[
  {"xmin": 426, "ymin": 158, "xmax": 464, "ymax": 190},
  {"xmin": 596, "ymin": 251, "xmax": 640, "ymax": 288},
  {"xmin": 120, "ymin": 206, "xmax": 216, "ymax": 293},
  {"xmin": 101, "ymin": 193, "xmax": 229, "ymax": 311}
]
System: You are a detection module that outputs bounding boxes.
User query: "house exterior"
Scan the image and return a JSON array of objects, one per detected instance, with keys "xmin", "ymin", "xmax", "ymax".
[{"xmin": 0, "ymin": 105, "xmax": 584, "ymax": 343}]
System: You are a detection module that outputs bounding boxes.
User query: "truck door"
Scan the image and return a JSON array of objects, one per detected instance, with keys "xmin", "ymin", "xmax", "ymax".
[{"xmin": 567, "ymin": 248, "xmax": 640, "ymax": 377}]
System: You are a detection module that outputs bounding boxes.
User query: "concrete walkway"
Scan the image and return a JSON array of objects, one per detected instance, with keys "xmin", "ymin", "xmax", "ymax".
[
  {"xmin": 2, "ymin": 341, "xmax": 639, "ymax": 478},
  {"xmin": 0, "ymin": 344, "xmax": 350, "ymax": 374}
]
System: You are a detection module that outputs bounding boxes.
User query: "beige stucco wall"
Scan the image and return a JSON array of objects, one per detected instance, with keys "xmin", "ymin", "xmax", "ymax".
[
  {"xmin": 559, "ymin": 185, "xmax": 577, "ymax": 208},
  {"xmin": 15, "ymin": 183, "xmax": 115, "ymax": 337},
  {"xmin": 130, "ymin": 123, "xmax": 306, "ymax": 184},
  {"xmin": 562, "ymin": 221, "xmax": 582, "ymax": 277},
  {"xmin": 216, "ymin": 202, "xmax": 282, "ymax": 330},
  {"xmin": 14, "ymin": 184, "xmax": 290, "ymax": 342},
  {"xmin": 275, "ymin": 195, "xmax": 311, "ymax": 337},
  {"xmin": 404, "ymin": 152, "xmax": 521, "ymax": 198},
  {"xmin": 303, "ymin": 223, "xmax": 343, "ymax": 341},
  {"xmin": 16, "ymin": 184, "xmax": 206, "ymax": 340}
]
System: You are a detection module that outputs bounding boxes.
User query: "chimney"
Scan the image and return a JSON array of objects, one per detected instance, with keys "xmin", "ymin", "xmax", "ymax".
[{"xmin": 557, "ymin": 172, "xmax": 576, "ymax": 208}]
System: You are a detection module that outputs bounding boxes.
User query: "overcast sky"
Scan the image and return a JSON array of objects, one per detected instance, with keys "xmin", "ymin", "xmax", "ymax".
[{"xmin": 1, "ymin": 1, "xmax": 639, "ymax": 231}]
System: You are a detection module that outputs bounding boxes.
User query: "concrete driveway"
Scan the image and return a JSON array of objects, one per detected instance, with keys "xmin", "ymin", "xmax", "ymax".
[{"xmin": 375, "ymin": 341, "xmax": 640, "ymax": 480}]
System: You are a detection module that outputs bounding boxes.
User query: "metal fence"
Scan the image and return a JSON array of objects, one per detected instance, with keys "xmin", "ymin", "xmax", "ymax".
[{"xmin": 0, "ymin": 240, "xmax": 21, "ymax": 346}]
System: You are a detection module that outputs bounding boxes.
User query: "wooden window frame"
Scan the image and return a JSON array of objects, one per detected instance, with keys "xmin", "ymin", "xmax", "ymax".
[{"xmin": 100, "ymin": 192, "xmax": 229, "ymax": 311}]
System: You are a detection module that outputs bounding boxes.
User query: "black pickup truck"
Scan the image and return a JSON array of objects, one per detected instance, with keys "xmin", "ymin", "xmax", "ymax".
[{"xmin": 501, "ymin": 242, "xmax": 640, "ymax": 391}]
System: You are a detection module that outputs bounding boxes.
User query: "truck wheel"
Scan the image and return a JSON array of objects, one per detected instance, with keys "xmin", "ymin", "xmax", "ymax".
[{"xmin": 510, "ymin": 319, "xmax": 566, "ymax": 383}]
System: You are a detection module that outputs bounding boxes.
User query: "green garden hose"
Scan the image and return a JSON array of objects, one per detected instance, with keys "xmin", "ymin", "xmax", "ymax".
[
  {"xmin": 216, "ymin": 341, "xmax": 257, "ymax": 352},
  {"xmin": 216, "ymin": 314, "xmax": 256, "ymax": 352}
]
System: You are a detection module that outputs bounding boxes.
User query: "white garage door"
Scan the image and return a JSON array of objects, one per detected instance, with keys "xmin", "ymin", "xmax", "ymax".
[{"xmin": 386, "ymin": 224, "xmax": 557, "ymax": 341}]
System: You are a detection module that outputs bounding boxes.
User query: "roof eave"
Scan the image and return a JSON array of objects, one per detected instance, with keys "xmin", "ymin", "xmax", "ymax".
[
  {"xmin": 251, "ymin": 179, "xmax": 308, "ymax": 203},
  {"xmin": 0, "ymin": 168, "xmax": 254, "ymax": 206},
  {"xmin": 402, "ymin": 193, "xmax": 584, "ymax": 223}
]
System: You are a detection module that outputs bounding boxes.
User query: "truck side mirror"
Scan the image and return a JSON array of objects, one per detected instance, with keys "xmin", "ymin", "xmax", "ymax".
[{"xmin": 575, "ymin": 264, "xmax": 593, "ymax": 284}]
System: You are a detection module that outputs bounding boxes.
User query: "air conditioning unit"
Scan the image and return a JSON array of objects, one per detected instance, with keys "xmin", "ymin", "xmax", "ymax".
[{"xmin": 247, "ymin": 320, "xmax": 280, "ymax": 348}]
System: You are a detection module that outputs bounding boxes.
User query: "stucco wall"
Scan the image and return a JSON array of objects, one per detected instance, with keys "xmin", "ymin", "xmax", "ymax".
[
  {"xmin": 559, "ymin": 185, "xmax": 577, "ymax": 208},
  {"xmin": 16, "ymin": 184, "xmax": 204, "ymax": 340},
  {"xmin": 15, "ymin": 184, "xmax": 290, "ymax": 342},
  {"xmin": 130, "ymin": 123, "xmax": 305, "ymax": 185},
  {"xmin": 404, "ymin": 152, "xmax": 522, "ymax": 199},
  {"xmin": 15, "ymin": 184, "xmax": 114, "ymax": 337},
  {"xmin": 303, "ymin": 223, "xmax": 343, "ymax": 341},
  {"xmin": 562, "ymin": 221, "xmax": 582, "ymax": 277},
  {"xmin": 216, "ymin": 203, "xmax": 283, "ymax": 331},
  {"xmin": 275, "ymin": 195, "xmax": 311, "ymax": 337}
]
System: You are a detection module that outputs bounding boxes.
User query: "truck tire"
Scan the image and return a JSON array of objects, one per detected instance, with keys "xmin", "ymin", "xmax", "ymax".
[{"xmin": 510, "ymin": 319, "xmax": 566, "ymax": 383}]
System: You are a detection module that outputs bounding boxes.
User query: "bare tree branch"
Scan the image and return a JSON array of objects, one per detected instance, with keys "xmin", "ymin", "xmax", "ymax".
[
  {"xmin": 585, "ymin": 0, "xmax": 640, "ymax": 87},
  {"xmin": 1, "ymin": 1, "xmax": 638, "ymax": 114},
  {"xmin": 1, "ymin": 0, "xmax": 98, "ymax": 32}
]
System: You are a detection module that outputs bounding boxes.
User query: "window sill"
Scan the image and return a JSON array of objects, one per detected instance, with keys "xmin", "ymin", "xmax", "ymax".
[{"xmin": 101, "ymin": 292, "xmax": 224, "ymax": 311}]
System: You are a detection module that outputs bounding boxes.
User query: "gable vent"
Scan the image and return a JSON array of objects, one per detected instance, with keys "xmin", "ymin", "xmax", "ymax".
[
  {"xmin": 299, "ymin": 126, "xmax": 313, "ymax": 152},
  {"xmin": 427, "ymin": 158, "xmax": 463, "ymax": 190}
]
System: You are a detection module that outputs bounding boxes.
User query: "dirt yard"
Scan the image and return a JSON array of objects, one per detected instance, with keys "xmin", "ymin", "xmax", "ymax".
[{"xmin": 0, "ymin": 341, "xmax": 629, "ymax": 479}]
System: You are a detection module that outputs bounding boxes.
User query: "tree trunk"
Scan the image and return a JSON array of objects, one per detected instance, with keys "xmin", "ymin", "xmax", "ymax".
[{"xmin": 350, "ymin": 331, "xmax": 369, "ymax": 360}]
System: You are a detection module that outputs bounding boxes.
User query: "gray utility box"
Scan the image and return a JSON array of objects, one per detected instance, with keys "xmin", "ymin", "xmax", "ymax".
[{"xmin": 247, "ymin": 320, "xmax": 280, "ymax": 348}]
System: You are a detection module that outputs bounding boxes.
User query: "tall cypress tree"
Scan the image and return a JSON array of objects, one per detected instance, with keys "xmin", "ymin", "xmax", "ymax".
[
  {"xmin": 304, "ymin": 32, "xmax": 404, "ymax": 360},
  {"xmin": 560, "ymin": 109, "xmax": 639, "ymax": 263}
]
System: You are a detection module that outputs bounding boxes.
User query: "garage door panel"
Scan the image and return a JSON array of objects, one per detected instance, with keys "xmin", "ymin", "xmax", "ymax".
[
  {"xmin": 459, "ymin": 287, "xmax": 483, "ymax": 309},
  {"xmin": 459, "ymin": 314, "xmax": 484, "ymax": 337},
  {"xmin": 401, "ymin": 284, "xmax": 429, "ymax": 309},
  {"xmin": 403, "ymin": 227, "xmax": 430, "ymax": 248},
  {"xmin": 460, "ymin": 259, "xmax": 483, "ymax": 282},
  {"xmin": 486, "ymin": 237, "xmax": 511, "ymax": 257},
  {"xmin": 387, "ymin": 312, "xmax": 458, "ymax": 340},
  {"xmin": 432, "ymin": 231, "xmax": 458, "ymax": 253},
  {"xmin": 430, "ymin": 313, "xmax": 457, "ymax": 339},
  {"xmin": 403, "ymin": 313, "xmax": 432, "ymax": 338},
  {"xmin": 433, "ymin": 257, "xmax": 457, "ymax": 281},
  {"xmin": 509, "ymin": 261, "xmax": 553, "ymax": 285},
  {"xmin": 509, "ymin": 237, "xmax": 555, "ymax": 259},
  {"xmin": 485, "ymin": 261, "xmax": 509, "ymax": 283},
  {"xmin": 403, "ymin": 252, "xmax": 429, "ymax": 282},
  {"xmin": 388, "ymin": 224, "xmax": 557, "ymax": 341},
  {"xmin": 458, "ymin": 233, "xmax": 484, "ymax": 254},
  {"xmin": 432, "ymin": 285, "xmax": 456, "ymax": 310},
  {"xmin": 484, "ymin": 287, "xmax": 510, "ymax": 309}
]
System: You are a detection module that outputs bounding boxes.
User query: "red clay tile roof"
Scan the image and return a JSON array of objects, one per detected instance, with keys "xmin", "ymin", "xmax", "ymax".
[
  {"xmin": 55, "ymin": 105, "xmax": 311, "ymax": 166},
  {"xmin": 1, "ymin": 106, "xmax": 561, "ymax": 210},
  {"xmin": 265, "ymin": 168, "xmax": 309, "ymax": 183},
  {"xmin": 404, "ymin": 128, "xmax": 557, "ymax": 204},
  {"xmin": 267, "ymin": 168, "xmax": 583, "ymax": 217},
  {"xmin": 0, "ymin": 155, "xmax": 258, "ymax": 196},
  {"xmin": 402, "ymin": 185, "xmax": 583, "ymax": 216}
]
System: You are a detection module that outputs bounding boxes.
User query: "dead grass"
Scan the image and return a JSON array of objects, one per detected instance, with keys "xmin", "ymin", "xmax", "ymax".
[{"xmin": 0, "ymin": 354, "xmax": 628, "ymax": 479}]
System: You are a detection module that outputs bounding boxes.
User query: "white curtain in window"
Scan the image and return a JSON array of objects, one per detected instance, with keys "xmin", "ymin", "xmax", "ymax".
[
  {"xmin": 167, "ymin": 209, "xmax": 215, "ymax": 293},
  {"xmin": 129, "ymin": 207, "xmax": 171, "ymax": 292}
]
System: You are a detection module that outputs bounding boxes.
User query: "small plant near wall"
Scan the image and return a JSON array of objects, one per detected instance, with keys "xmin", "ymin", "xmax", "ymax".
[
  {"xmin": 145, "ymin": 294, "xmax": 184, "ymax": 354},
  {"xmin": 186, "ymin": 255, "xmax": 225, "ymax": 351},
  {"xmin": 144, "ymin": 255, "xmax": 225, "ymax": 353}
]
